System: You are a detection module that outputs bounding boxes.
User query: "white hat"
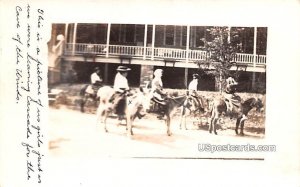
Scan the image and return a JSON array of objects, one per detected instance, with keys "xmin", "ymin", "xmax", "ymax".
[
  {"xmin": 116, "ymin": 66, "xmax": 131, "ymax": 72},
  {"xmin": 154, "ymin": 69, "xmax": 163, "ymax": 77}
]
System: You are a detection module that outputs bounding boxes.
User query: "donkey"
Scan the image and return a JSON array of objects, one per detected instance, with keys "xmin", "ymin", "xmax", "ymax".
[
  {"xmin": 96, "ymin": 86, "xmax": 150, "ymax": 137},
  {"xmin": 179, "ymin": 94, "xmax": 210, "ymax": 130},
  {"xmin": 209, "ymin": 97, "xmax": 263, "ymax": 135},
  {"xmin": 79, "ymin": 84, "xmax": 102, "ymax": 113},
  {"xmin": 151, "ymin": 94, "xmax": 187, "ymax": 136}
]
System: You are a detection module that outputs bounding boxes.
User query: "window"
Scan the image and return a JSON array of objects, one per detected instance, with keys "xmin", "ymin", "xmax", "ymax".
[
  {"xmin": 125, "ymin": 24, "xmax": 135, "ymax": 43},
  {"xmin": 110, "ymin": 24, "xmax": 121, "ymax": 44},
  {"xmin": 135, "ymin": 24, "xmax": 145, "ymax": 45},
  {"xmin": 165, "ymin": 25, "xmax": 175, "ymax": 46},
  {"xmin": 181, "ymin": 26, "xmax": 187, "ymax": 47}
]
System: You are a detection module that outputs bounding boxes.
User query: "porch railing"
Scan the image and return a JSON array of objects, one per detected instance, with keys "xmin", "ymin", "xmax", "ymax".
[{"xmin": 64, "ymin": 43, "xmax": 266, "ymax": 65}]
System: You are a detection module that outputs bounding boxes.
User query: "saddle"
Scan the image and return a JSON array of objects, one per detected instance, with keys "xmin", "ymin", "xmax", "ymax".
[
  {"xmin": 152, "ymin": 97, "xmax": 167, "ymax": 105},
  {"xmin": 224, "ymin": 94, "xmax": 242, "ymax": 112},
  {"xmin": 152, "ymin": 92, "xmax": 167, "ymax": 105},
  {"xmin": 85, "ymin": 84, "xmax": 102, "ymax": 96}
]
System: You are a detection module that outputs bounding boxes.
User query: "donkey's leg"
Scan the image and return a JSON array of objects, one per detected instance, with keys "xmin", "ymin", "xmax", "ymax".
[
  {"xmin": 126, "ymin": 115, "xmax": 134, "ymax": 137},
  {"xmin": 166, "ymin": 115, "xmax": 172, "ymax": 136},
  {"xmin": 235, "ymin": 117, "xmax": 241, "ymax": 135},
  {"xmin": 209, "ymin": 117, "xmax": 213, "ymax": 134},
  {"xmin": 103, "ymin": 111, "xmax": 109, "ymax": 133},
  {"xmin": 213, "ymin": 116, "xmax": 218, "ymax": 135},
  {"xmin": 179, "ymin": 109, "xmax": 183, "ymax": 130},
  {"xmin": 80, "ymin": 95, "xmax": 88, "ymax": 113},
  {"xmin": 184, "ymin": 115, "xmax": 188, "ymax": 130},
  {"xmin": 96, "ymin": 106, "xmax": 102, "ymax": 126},
  {"xmin": 240, "ymin": 117, "xmax": 247, "ymax": 136},
  {"xmin": 209, "ymin": 109, "xmax": 216, "ymax": 134}
]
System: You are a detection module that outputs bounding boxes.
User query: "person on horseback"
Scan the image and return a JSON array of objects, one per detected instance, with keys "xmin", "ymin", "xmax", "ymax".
[{"xmin": 109, "ymin": 66, "xmax": 131, "ymax": 114}]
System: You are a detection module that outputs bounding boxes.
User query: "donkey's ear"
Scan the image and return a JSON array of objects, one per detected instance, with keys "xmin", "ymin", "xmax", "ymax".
[
  {"xmin": 139, "ymin": 86, "xmax": 144, "ymax": 92},
  {"xmin": 250, "ymin": 98, "xmax": 257, "ymax": 107}
]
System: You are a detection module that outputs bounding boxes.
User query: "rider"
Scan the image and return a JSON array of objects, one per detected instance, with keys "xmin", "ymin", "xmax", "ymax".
[
  {"xmin": 150, "ymin": 69, "xmax": 167, "ymax": 119},
  {"xmin": 151, "ymin": 69, "xmax": 167, "ymax": 104},
  {"xmin": 91, "ymin": 67, "xmax": 103, "ymax": 90},
  {"xmin": 187, "ymin": 73, "xmax": 204, "ymax": 111},
  {"xmin": 85, "ymin": 67, "xmax": 103, "ymax": 97},
  {"xmin": 224, "ymin": 76, "xmax": 239, "ymax": 115},
  {"xmin": 188, "ymin": 73, "xmax": 199, "ymax": 96},
  {"xmin": 109, "ymin": 66, "xmax": 131, "ymax": 114}
]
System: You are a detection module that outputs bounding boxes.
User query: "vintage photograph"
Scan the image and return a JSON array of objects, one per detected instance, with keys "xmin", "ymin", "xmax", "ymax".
[
  {"xmin": 47, "ymin": 23, "xmax": 267, "ymax": 159},
  {"xmin": 2, "ymin": 0, "xmax": 300, "ymax": 186}
]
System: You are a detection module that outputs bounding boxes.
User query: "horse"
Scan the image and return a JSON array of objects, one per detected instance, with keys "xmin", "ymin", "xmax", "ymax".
[
  {"xmin": 179, "ymin": 94, "xmax": 211, "ymax": 130},
  {"xmin": 209, "ymin": 97, "xmax": 263, "ymax": 135},
  {"xmin": 96, "ymin": 86, "xmax": 151, "ymax": 137}
]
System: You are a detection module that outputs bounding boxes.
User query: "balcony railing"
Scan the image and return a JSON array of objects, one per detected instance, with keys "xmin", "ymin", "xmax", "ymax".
[{"xmin": 64, "ymin": 43, "xmax": 266, "ymax": 65}]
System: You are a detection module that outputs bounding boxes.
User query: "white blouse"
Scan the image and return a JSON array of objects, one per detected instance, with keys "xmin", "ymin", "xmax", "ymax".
[
  {"xmin": 113, "ymin": 72, "xmax": 129, "ymax": 92},
  {"xmin": 188, "ymin": 79, "xmax": 198, "ymax": 91}
]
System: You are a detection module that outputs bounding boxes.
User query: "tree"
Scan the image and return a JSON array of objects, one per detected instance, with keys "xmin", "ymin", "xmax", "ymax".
[{"xmin": 195, "ymin": 26, "xmax": 244, "ymax": 91}]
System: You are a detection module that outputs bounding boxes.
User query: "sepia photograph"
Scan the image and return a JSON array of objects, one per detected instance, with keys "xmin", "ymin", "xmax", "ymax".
[
  {"xmin": 1, "ymin": 0, "xmax": 300, "ymax": 187},
  {"xmin": 48, "ymin": 23, "xmax": 267, "ymax": 159}
]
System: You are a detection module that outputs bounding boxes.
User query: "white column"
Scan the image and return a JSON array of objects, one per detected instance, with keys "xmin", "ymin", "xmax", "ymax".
[
  {"xmin": 63, "ymin": 23, "xmax": 68, "ymax": 54},
  {"xmin": 186, "ymin": 25, "xmax": 190, "ymax": 63},
  {"xmin": 151, "ymin": 24, "xmax": 155, "ymax": 60},
  {"xmin": 106, "ymin": 23, "xmax": 111, "ymax": 58},
  {"xmin": 72, "ymin": 23, "xmax": 77, "ymax": 55},
  {"xmin": 252, "ymin": 27, "xmax": 257, "ymax": 90},
  {"xmin": 227, "ymin": 26, "xmax": 231, "ymax": 43},
  {"xmin": 143, "ymin": 24, "xmax": 148, "ymax": 60},
  {"xmin": 64, "ymin": 23, "xmax": 69, "ymax": 42},
  {"xmin": 184, "ymin": 25, "xmax": 190, "ymax": 88}
]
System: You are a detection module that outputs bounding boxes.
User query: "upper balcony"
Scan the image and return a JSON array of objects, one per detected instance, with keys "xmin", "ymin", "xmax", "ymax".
[{"xmin": 63, "ymin": 43, "xmax": 266, "ymax": 71}]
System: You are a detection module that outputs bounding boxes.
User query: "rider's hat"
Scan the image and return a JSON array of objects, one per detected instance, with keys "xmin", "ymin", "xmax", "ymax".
[
  {"xmin": 192, "ymin": 73, "xmax": 199, "ymax": 78},
  {"xmin": 154, "ymin": 69, "xmax": 163, "ymax": 77},
  {"xmin": 116, "ymin": 66, "xmax": 131, "ymax": 72},
  {"xmin": 94, "ymin": 67, "xmax": 100, "ymax": 72}
]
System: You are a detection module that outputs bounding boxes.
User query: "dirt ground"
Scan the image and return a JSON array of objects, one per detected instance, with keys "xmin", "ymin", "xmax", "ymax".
[{"xmin": 48, "ymin": 104, "xmax": 265, "ymax": 159}]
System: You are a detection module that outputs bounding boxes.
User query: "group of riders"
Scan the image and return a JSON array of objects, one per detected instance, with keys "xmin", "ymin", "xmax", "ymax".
[{"xmin": 85, "ymin": 65, "xmax": 241, "ymax": 119}]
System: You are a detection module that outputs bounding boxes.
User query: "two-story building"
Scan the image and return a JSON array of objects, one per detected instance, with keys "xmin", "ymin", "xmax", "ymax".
[{"xmin": 48, "ymin": 23, "xmax": 267, "ymax": 92}]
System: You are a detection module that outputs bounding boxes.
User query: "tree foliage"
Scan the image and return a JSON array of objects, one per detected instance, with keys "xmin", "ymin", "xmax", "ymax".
[{"xmin": 195, "ymin": 27, "xmax": 245, "ymax": 91}]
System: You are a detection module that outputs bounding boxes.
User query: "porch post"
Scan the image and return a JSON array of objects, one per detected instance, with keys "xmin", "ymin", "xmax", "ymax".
[
  {"xmin": 185, "ymin": 25, "xmax": 190, "ymax": 88},
  {"xmin": 227, "ymin": 26, "xmax": 231, "ymax": 43},
  {"xmin": 72, "ymin": 23, "xmax": 77, "ymax": 55},
  {"xmin": 63, "ymin": 23, "xmax": 68, "ymax": 54},
  {"xmin": 143, "ymin": 24, "xmax": 148, "ymax": 60},
  {"xmin": 65, "ymin": 23, "xmax": 69, "ymax": 42},
  {"xmin": 106, "ymin": 23, "xmax": 111, "ymax": 58},
  {"xmin": 151, "ymin": 24, "xmax": 155, "ymax": 60},
  {"xmin": 186, "ymin": 25, "xmax": 190, "ymax": 63},
  {"xmin": 252, "ymin": 27, "xmax": 257, "ymax": 91}
]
